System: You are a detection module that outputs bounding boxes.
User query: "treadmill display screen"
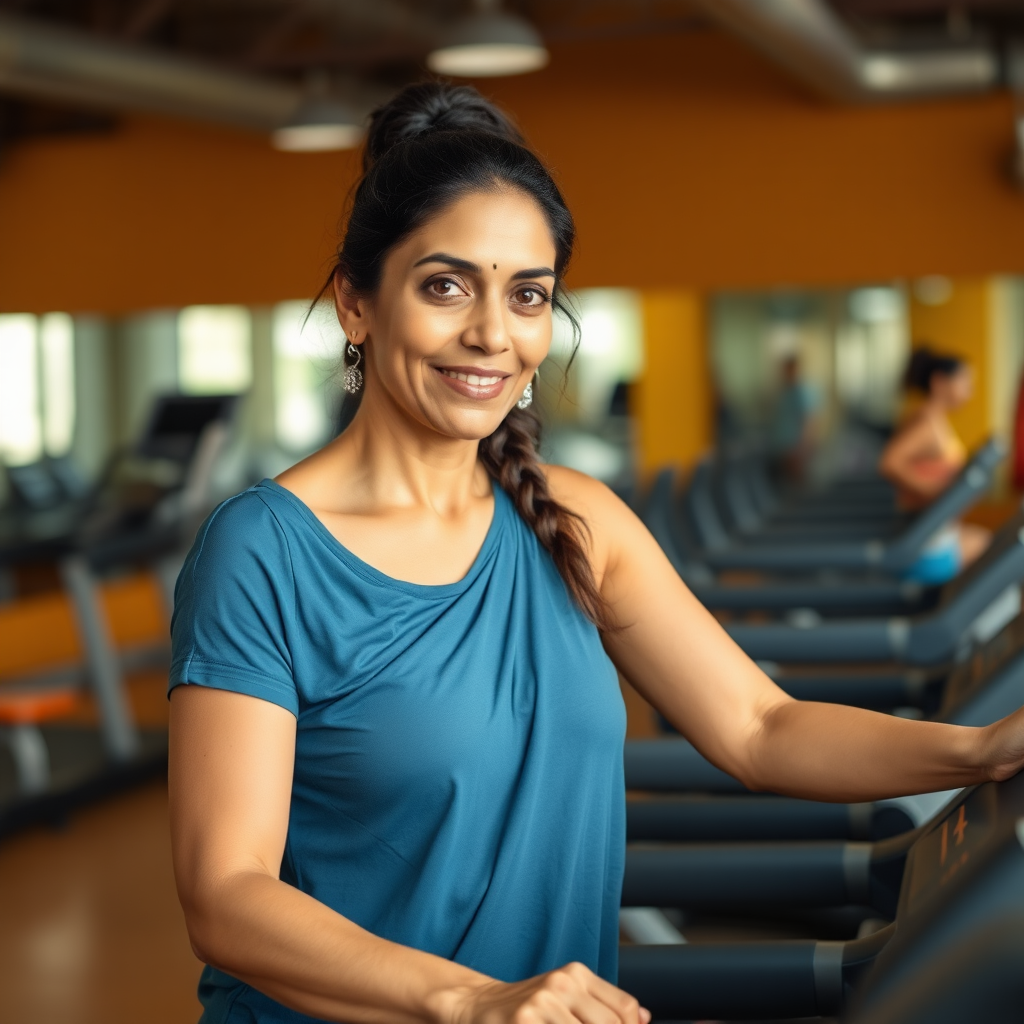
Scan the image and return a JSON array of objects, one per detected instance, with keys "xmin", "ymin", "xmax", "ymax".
[
  {"xmin": 905, "ymin": 787, "xmax": 998, "ymax": 916},
  {"xmin": 942, "ymin": 613, "xmax": 1024, "ymax": 714}
]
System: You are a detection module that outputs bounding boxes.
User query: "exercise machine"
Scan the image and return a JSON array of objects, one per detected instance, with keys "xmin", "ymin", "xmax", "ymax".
[{"xmin": 618, "ymin": 772, "xmax": 1024, "ymax": 1020}]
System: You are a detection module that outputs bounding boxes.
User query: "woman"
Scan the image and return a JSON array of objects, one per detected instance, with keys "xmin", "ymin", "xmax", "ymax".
[
  {"xmin": 880, "ymin": 347, "xmax": 990, "ymax": 582},
  {"xmin": 169, "ymin": 84, "xmax": 1024, "ymax": 1024}
]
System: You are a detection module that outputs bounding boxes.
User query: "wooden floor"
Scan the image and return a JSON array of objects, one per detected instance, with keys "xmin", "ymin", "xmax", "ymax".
[{"xmin": 0, "ymin": 780, "xmax": 202, "ymax": 1024}]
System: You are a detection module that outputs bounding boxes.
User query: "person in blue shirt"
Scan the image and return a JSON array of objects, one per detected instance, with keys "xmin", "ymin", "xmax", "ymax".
[
  {"xmin": 769, "ymin": 354, "xmax": 819, "ymax": 480},
  {"xmin": 168, "ymin": 82, "xmax": 1024, "ymax": 1024}
]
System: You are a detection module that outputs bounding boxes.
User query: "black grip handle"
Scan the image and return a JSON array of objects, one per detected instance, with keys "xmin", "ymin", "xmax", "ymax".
[
  {"xmin": 627, "ymin": 795, "xmax": 855, "ymax": 842},
  {"xmin": 619, "ymin": 941, "xmax": 826, "ymax": 1020},
  {"xmin": 622, "ymin": 842, "xmax": 859, "ymax": 909},
  {"xmin": 624, "ymin": 739, "xmax": 746, "ymax": 794}
]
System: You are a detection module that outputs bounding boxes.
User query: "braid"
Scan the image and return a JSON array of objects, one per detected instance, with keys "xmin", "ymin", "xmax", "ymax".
[{"xmin": 479, "ymin": 406, "xmax": 615, "ymax": 632}]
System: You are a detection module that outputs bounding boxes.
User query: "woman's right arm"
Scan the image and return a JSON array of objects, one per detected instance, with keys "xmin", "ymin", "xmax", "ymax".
[{"xmin": 169, "ymin": 684, "xmax": 646, "ymax": 1024}]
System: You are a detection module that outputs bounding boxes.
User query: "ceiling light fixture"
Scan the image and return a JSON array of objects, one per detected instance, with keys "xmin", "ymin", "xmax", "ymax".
[
  {"xmin": 427, "ymin": 0, "xmax": 549, "ymax": 78},
  {"xmin": 272, "ymin": 95, "xmax": 364, "ymax": 152}
]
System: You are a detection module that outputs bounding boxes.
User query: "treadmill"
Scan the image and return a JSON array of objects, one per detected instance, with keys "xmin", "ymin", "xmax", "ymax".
[
  {"xmin": 618, "ymin": 771, "xmax": 1024, "ymax": 1021},
  {"xmin": 624, "ymin": 604, "xmax": 1024, "ymax": 843},
  {"xmin": 642, "ymin": 465, "xmax": 935, "ymax": 616},
  {"xmin": 722, "ymin": 504, "xmax": 1024, "ymax": 664},
  {"xmin": 0, "ymin": 393, "xmax": 238, "ymax": 832},
  {"xmin": 683, "ymin": 438, "xmax": 1003, "ymax": 572}
]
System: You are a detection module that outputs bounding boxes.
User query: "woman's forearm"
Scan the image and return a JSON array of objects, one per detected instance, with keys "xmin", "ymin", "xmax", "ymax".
[
  {"xmin": 182, "ymin": 869, "xmax": 487, "ymax": 1024},
  {"xmin": 745, "ymin": 700, "xmax": 991, "ymax": 802}
]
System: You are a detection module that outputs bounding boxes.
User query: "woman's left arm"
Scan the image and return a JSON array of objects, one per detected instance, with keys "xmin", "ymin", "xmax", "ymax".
[{"xmin": 551, "ymin": 469, "xmax": 1024, "ymax": 801}]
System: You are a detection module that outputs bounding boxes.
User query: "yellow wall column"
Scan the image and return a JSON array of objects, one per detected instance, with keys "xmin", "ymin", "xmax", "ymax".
[
  {"xmin": 634, "ymin": 290, "xmax": 713, "ymax": 475},
  {"xmin": 908, "ymin": 278, "xmax": 1020, "ymax": 464}
]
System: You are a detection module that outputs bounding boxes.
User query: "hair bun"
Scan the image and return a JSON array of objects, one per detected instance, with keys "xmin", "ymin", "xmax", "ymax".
[
  {"xmin": 904, "ymin": 345, "xmax": 964, "ymax": 393},
  {"xmin": 364, "ymin": 82, "xmax": 523, "ymax": 170}
]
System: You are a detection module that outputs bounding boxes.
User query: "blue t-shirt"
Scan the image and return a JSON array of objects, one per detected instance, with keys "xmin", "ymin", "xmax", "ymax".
[{"xmin": 169, "ymin": 479, "xmax": 626, "ymax": 1023}]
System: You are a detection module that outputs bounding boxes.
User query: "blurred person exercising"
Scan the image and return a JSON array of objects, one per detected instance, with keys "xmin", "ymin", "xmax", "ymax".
[
  {"xmin": 168, "ymin": 84, "xmax": 1024, "ymax": 1024},
  {"xmin": 769, "ymin": 354, "xmax": 819, "ymax": 481},
  {"xmin": 880, "ymin": 347, "xmax": 990, "ymax": 583}
]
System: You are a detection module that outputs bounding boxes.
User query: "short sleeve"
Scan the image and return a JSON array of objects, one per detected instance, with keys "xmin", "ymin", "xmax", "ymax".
[{"xmin": 169, "ymin": 489, "xmax": 299, "ymax": 716}]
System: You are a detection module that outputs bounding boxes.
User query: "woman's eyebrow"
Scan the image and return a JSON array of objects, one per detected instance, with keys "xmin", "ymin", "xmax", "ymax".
[
  {"xmin": 413, "ymin": 252, "xmax": 480, "ymax": 273},
  {"xmin": 511, "ymin": 267, "xmax": 556, "ymax": 280},
  {"xmin": 412, "ymin": 253, "xmax": 556, "ymax": 281}
]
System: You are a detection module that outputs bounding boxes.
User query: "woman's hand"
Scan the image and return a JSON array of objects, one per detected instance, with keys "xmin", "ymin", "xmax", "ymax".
[
  {"xmin": 444, "ymin": 962, "xmax": 650, "ymax": 1024},
  {"xmin": 980, "ymin": 706, "xmax": 1024, "ymax": 782}
]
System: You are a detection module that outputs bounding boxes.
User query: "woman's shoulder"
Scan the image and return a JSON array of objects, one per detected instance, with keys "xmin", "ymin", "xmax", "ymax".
[
  {"xmin": 190, "ymin": 483, "xmax": 294, "ymax": 572},
  {"xmin": 541, "ymin": 463, "xmax": 618, "ymax": 512},
  {"xmin": 540, "ymin": 464, "xmax": 645, "ymax": 568}
]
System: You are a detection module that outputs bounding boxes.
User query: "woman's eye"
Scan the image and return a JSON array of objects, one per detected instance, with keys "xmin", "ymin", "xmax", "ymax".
[
  {"xmin": 427, "ymin": 277, "xmax": 464, "ymax": 297},
  {"xmin": 514, "ymin": 287, "xmax": 549, "ymax": 307}
]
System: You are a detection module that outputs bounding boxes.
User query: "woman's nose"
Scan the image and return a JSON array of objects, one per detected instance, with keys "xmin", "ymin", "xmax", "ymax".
[{"xmin": 463, "ymin": 293, "xmax": 510, "ymax": 353}]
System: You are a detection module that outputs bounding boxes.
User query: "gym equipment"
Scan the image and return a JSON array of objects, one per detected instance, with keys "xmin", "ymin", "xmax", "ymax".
[
  {"xmin": 0, "ymin": 394, "xmax": 237, "ymax": 830},
  {"xmin": 713, "ymin": 445, "xmax": 909, "ymax": 538},
  {"xmin": 722, "ymin": 506, "xmax": 1024, "ymax": 664},
  {"xmin": 643, "ymin": 465, "xmax": 934, "ymax": 616},
  {"xmin": 681, "ymin": 438, "xmax": 1002, "ymax": 572},
  {"xmin": 623, "ymin": 606, "xmax": 1024, "ymax": 843},
  {"xmin": 618, "ymin": 771, "xmax": 1024, "ymax": 1021}
]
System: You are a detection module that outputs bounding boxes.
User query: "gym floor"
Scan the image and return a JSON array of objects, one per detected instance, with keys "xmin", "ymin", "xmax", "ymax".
[
  {"xmin": 0, "ymin": 781, "xmax": 201, "ymax": 1023},
  {"xmin": 0, "ymin": 669, "xmax": 201, "ymax": 1024}
]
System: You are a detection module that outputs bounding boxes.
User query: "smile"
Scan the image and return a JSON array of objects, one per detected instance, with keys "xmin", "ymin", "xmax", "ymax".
[
  {"xmin": 438, "ymin": 369, "xmax": 504, "ymax": 386},
  {"xmin": 434, "ymin": 366, "xmax": 511, "ymax": 401}
]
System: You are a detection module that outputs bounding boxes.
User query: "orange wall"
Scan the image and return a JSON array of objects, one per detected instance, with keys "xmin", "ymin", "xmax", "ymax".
[
  {"xmin": 908, "ymin": 278, "xmax": 1007, "ymax": 455},
  {"xmin": 635, "ymin": 290, "xmax": 713, "ymax": 472},
  {"xmin": 0, "ymin": 30, "xmax": 1022, "ymax": 313}
]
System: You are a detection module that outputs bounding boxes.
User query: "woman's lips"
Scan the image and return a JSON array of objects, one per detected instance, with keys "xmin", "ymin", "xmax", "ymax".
[{"xmin": 435, "ymin": 366, "xmax": 509, "ymax": 401}]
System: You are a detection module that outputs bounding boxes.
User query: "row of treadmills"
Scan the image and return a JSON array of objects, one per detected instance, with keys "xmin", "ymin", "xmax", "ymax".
[
  {"xmin": 0, "ymin": 394, "xmax": 238, "ymax": 835},
  {"xmin": 615, "ymin": 438, "xmax": 1024, "ymax": 1022}
]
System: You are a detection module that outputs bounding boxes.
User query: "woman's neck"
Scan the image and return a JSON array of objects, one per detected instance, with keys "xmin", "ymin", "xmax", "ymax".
[{"xmin": 307, "ymin": 390, "xmax": 492, "ymax": 518}]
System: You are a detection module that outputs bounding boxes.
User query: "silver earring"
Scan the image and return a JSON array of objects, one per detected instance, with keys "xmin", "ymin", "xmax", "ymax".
[
  {"xmin": 343, "ymin": 341, "xmax": 363, "ymax": 394},
  {"xmin": 516, "ymin": 375, "xmax": 535, "ymax": 410}
]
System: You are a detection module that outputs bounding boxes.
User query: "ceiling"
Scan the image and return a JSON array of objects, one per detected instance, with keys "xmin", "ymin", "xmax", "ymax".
[
  {"xmin": 830, "ymin": 0, "xmax": 1024, "ymax": 43},
  {"xmin": 0, "ymin": 0, "xmax": 1022, "ymax": 148}
]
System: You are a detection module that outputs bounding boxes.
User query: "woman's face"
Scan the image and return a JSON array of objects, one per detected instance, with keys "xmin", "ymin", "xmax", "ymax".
[
  {"xmin": 336, "ymin": 188, "xmax": 557, "ymax": 442},
  {"xmin": 933, "ymin": 365, "xmax": 974, "ymax": 409}
]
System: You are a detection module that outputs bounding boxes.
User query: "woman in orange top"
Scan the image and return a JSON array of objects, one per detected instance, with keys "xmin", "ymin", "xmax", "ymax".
[{"xmin": 879, "ymin": 347, "xmax": 990, "ymax": 581}]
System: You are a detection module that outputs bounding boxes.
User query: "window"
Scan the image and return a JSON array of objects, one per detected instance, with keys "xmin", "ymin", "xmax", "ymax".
[
  {"xmin": 549, "ymin": 288, "xmax": 644, "ymax": 425},
  {"xmin": 40, "ymin": 313, "xmax": 75, "ymax": 457},
  {"xmin": 0, "ymin": 312, "xmax": 75, "ymax": 466},
  {"xmin": 178, "ymin": 305, "xmax": 253, "ymax": 395},
  {"xmin": 272, "ymin": 301, "xmax": 345, "ymax": 452}
]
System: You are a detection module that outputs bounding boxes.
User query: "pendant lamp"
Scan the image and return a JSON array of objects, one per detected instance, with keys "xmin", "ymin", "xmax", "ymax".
[
  {"xmin": 272, "ymin": 95, "xmax": 364, "ymax": 152},
  {"xmin": 427, "ymin": 0, "xmax": 548, "ymax": 78}
]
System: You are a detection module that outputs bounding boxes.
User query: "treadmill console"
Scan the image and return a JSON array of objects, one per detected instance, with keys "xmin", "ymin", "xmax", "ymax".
[
  {"xmin": 940, "ymin": 610, "xmax": 1024, "ymax": 721},
  {"xmin": 854, "ymin": 772, "xmax": 1024, "ymax": 1018},
  {"xmin": 904, "ymin": 784, "xmax": 1002, "ymax": 916}
]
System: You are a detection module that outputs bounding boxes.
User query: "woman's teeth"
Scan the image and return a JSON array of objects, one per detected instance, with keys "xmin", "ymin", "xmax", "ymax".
[{"xmin": 439, "ymin": 369, "xmax": 502, "ymax": 386}]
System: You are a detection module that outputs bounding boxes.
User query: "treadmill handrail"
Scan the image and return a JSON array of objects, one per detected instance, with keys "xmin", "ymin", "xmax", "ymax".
[{"xmin": 697, "ymin": 439, "xmax": 1004, "ymax": 572}]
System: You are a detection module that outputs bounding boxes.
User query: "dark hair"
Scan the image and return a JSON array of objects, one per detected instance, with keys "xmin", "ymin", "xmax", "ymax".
[
  {"xmin": 325, "ymin": 82, "xmax": 611, "ymax": 630},
  {"xmin": 904, "ymin": 346, "xmax": 966, "ymax": 394}
]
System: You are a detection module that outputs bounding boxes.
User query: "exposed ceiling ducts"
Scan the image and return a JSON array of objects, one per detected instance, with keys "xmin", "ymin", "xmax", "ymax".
[
  {"xmin": 0, "ymin": 1, "xmax": 1016, "ymax": 154},
  {"xmin": 688, "ymin": 0, "xmax": 1000, "ymax": 102},
  {"xmin": 0, "ymin": 11, "xmax": 308, "ymax": 132}
]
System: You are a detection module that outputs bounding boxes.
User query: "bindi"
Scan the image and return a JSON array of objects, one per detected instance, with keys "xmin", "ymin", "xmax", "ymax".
[{"xmin": 493, "ymin": 264, "xmax": 497, "ymax": 270}]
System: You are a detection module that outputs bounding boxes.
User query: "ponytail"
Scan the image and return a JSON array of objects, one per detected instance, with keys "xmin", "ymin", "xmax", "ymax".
[{"xmin": 905, "ymin": 346, "xmax": 965, "ymax": 394}]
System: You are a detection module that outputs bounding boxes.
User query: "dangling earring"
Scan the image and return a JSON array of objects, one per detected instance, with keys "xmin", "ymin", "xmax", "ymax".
[
  {"xmin": 516, "ymin": 374, "xmax": 535, "ymax": 410},
  {"xmin": 343, "ymin": 341, "xmax": 363, "ymax": 394}
]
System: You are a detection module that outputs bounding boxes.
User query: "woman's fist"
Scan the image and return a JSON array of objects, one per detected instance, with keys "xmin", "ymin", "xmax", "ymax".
[{"xmin": 446, "ymin": 961, "xmax": 650, "ymax": 1024}]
